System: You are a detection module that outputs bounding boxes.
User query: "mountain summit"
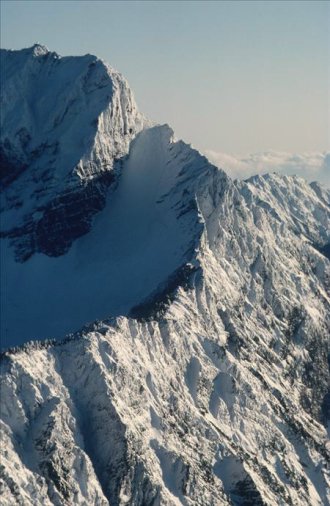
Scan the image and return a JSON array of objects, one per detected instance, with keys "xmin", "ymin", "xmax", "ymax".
[
  {"xmin": 1, "ymin": 44, "xmax": 144, "ymax": 260},
  {"xmin": 0, "ymin": 46, "xmax": 329, "ymax": 506}
]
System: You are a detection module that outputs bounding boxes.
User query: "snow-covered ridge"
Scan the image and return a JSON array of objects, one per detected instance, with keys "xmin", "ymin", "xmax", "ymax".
[
  {"xmin": 1, "ymin": 156, "xmax": 329, "ymax": 504},
  {"xmin": 1, "ymin": 45, "xmax": 330, "ymax": 506},
  {"xmin": 1, "ymin": 123, "xmax": 226, "ymax": 347}
]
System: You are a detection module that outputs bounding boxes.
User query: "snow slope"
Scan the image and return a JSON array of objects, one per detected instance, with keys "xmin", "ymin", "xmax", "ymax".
[
  {"xmin": 1, "ymin": 124, "xmax": 218, "ymax": 346},
  {"xmin": 1, "ymin": 46, "xmax": 330, "ymax": 506},
  {"xmin": 1, "ymin": 171, "xmax": 329, "ymax": 505}
]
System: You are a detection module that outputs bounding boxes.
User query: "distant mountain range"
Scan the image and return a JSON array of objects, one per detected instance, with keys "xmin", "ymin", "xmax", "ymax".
[{"xmin": 205, "ymin": 150, "xmax": 330, "ymax": 186}]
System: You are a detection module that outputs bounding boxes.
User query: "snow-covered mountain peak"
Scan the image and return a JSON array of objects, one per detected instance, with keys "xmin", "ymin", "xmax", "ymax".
[
  {"xmin": 9, "ymin": 42, "xmax": 49, "ymax": 57},
  {"xmin": 1, "ymin": 44, "xmax": 145, "ymax": 261},
  {"xmin": 1, "ymin": 44, "xmax": 143, "ymax": 170},
  {"xmin": 1, "ymin": 46, "xmax": 329, "ymax": 506},
  {"xmin": 3, "ymin": 43, "xmax": 50, "ymax": 58},
  {"xmin": 29, "ymin": 42, "xmax": 49, "ymax": 56}
]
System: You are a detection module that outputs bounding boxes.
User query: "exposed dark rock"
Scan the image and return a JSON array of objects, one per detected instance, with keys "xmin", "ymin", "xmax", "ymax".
[
  {"xmin": 1, "ymin": 171, "xmax": 116, "ymax": 261},
  {"xmin": 0, "ymin": 145, "xmax": 27, "ymax": 189}
]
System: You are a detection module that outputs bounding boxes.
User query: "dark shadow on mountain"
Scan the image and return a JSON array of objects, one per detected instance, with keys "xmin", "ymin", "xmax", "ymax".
[{"xmin": 130, "ymin": 263, "xmax": 199, "ymax": 321}]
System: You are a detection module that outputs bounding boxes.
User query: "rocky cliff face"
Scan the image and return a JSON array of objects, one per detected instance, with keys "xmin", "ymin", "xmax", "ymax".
[{"xmin": 0, "ymin": 46, "xmax": 329, "ymax": 506}]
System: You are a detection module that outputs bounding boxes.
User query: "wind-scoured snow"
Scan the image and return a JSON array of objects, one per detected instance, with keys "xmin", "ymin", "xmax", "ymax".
[{"xmin": 0, "ymin": 46, "xmax": 329, "ymax": 506}]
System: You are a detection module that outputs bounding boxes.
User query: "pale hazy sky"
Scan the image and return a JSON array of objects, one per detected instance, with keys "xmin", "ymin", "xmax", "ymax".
[{"xmin": 1, "ymin": 1, "xmax": 329, "ymax": 163}]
